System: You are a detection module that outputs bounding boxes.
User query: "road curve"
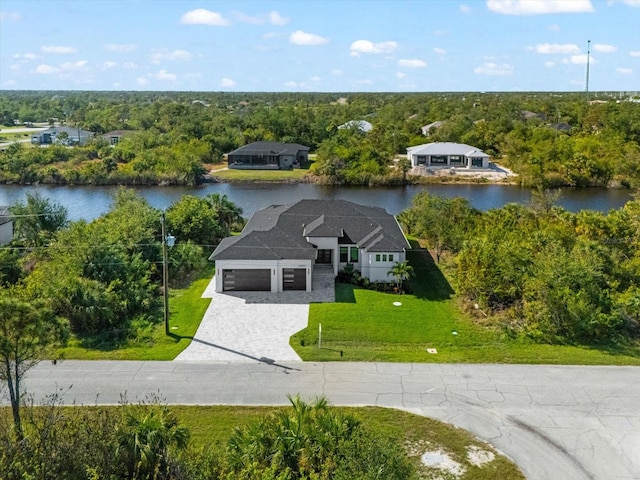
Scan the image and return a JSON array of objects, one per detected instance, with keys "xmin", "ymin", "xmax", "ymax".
[{"xmin": 10, "ymin": 361, "xmax": 640, "ymax": 480}]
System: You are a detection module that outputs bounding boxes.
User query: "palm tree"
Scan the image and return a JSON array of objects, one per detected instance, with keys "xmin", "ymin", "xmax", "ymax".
[
  {"xmin": 205, "ymin": 193, "xmax": 244, "ymax": 236},
  {"xmin": 387, "ymin": 260, "xmax": 414, "ymax": 293},
  {"xmin": 116, "ymin": 405, "xmax": 190, "ymax": 480}
]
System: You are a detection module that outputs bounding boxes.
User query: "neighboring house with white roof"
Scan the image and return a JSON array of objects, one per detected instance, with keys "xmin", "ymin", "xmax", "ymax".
[
  {"xmin": 406, "ymin": 142, "xmax": 490, "ymax": 169},
  {"xmin": 210, "ymin": 199, "xmax": 410, "ymax": 293},
  {"xmin": 338, "ymin": 120, "xmax": 373, "ymax": 133},
  {"xmin": 0, "ymin": 206, "xmax": 13, "ymax": 245},
  {"xmin": 420, "ymin": 120, "xmax": 444, "ymax": 136}
]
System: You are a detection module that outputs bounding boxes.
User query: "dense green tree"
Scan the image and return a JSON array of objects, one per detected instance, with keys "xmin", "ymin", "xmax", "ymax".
[{"xmin": 9, "ymin": 191, "xmax": 68, "ymax": 247}]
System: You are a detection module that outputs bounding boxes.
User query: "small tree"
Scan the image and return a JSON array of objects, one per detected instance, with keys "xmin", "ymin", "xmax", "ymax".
[
  {"xmin": 387, "ymin": 260, "xmax": 414, "ymax": 293},
  {"xmin": 0, "ymin": 293, "xmax": 67, "ymax": 440},
  {"xmin": 10, "ymin": 192, "xmax": 68, "ymax": 248}
]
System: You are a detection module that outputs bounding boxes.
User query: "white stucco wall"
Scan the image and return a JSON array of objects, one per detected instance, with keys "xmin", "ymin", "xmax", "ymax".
[
  {"xmin": 361, "ymin": 251, "xmax": 406, "ymax": 282},
  {"xmin": 306, "ymin": 237, "xmax": 338, "ymax": 274}
]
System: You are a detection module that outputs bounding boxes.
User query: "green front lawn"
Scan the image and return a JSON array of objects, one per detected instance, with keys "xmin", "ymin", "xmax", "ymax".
[
  {"xmin": 58, "ymin": 266, "xmax": 214, "ymax": 360},
  {"xmin": 292, "ymin": 250, "xmax": 640, "ymax": 364},
  {"xmin": 212, "ymin": 162, "xmax": 313, "ymax": 182}
]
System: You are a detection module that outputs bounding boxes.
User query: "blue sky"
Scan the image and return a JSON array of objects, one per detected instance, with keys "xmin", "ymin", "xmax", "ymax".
[{"xmin": 1, "ymin": 0, "xmax": 639, "ymax": 92}]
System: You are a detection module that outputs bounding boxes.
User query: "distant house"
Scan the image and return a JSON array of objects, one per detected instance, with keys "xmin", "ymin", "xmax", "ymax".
[
  {"xmin": 338, "ymin": 120, "xmax": 373, "ymax": 133},
  {"xmin": 520, "ymin": 110, "xmax": 546, "ymax": 121},
  {"xmin": 0, "ymin": 206, "xmax": 13, "ymax": 246},
  {"xmin": 210, "ymin": 199, "xmax": 410, "ymax": 293},
  {"xmin": 31, "ymin": 126, "xmax": 95, "ymax": 146},
  {"xmin": 546, "ymin": 122, "xmax": 572, "ymax": 133},
  {"xmin": 227, "ymin": 142, "xmax": 310, "ymax": 170},
  {"xmin": 407, "ymin": 142, "xmax": 490, "ymax": 169},
  {"xmin": 420, "ymin": 120, "xmax": 444, "ymax": 136},
  {"xmin": 101, "ymin": 130, "xmax": 134, "ymax": 145}
]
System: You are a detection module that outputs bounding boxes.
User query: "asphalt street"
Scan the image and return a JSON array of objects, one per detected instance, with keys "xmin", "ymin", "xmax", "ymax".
[{"xmin": 7, "ymin": 361, "xmax": 640, "ymax": 480}]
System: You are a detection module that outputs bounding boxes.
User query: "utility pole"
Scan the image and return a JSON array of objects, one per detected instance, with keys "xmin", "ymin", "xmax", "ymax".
[
  {"xmin": 585, "ymin": 40, "xmax": 591, "ymax": 101},
  {"xmin": 161, "ymin": 211, "xmax": 169, "ymax": 335}
]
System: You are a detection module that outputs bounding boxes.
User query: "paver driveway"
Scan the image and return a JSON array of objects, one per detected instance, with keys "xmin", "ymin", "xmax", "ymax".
[{"xmin": 175, "ymin": 272, "xmax": 334, "ymax": 362}]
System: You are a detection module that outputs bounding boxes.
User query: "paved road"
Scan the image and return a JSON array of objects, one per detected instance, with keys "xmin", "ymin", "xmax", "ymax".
[{"xmin": 8, "ymin": 361, "xmax": 640, "ymax": 480}]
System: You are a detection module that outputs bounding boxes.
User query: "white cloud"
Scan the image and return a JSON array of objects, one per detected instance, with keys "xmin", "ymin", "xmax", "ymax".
[
  {"xmin": 593, "ymin": 43, "xmax": 616, "ymax": 53},
  {"xmin": 1, "ymin": 11, "xmax": 21, "ymax": 22},
  {"xmin": 13, "ymin": 52, "xmax": 38, "ymax": 60},
  {"xmin": 548, "ymin": 23, "xmax": 561, "ymax": 31},
  {"xmin": 220, "ymin": 77, "xmax": 236, "ymax": 87},
  {"xmin": 433, "ymin": 47, "xmax": 446, "ymax": 55},
  {"xmin": 284, "ymin": 81, "xmax": 302, "ymax": 88},
  {"xmin": 289, "ymin": 30, "xmax": 329, "ymax": 46},
  {"xmin": 396, "ymin": 72, "xmax": 406, "ymax": 78},
  {"xmin": 35, "ymin": 64, "xmax": 59, "ymax": 74},
  {"xmin": 350, "ymin": 40, "xmax": 397, "ymax": 56},
  {"xmin": 331, "ymin": 68, "xmax": 343, "ymax": 75},
  {"xmin": 268, "ymin": 11, "xmax": 289, "ymax": 25},
  {"xmin": 398, "ymin": 59, "xmax": 427, "ymax": 68},
  {"xmin": 232, "ymin": 10, "xmax": 289, "ymax": 25},
  {"xmin": 310, "ymin": 76, "xmax": 322, "ymax": 82},
  {"xmin": 104, "ymin": 43, "xmax": 136, "ymax": 52},
  {"xmin": 616, "ymin": 0, "xmax": 640, "ymax": 6},
  {"xmin": 3, "ymin": 79, "xmax": 17, "ymax": 87},
  {"xmin": 155, "ymin": 70, "xmax": 177, "ymax": 81},
  {"xmin": 474, "ymin": 62, "xmax": 514, "ymax": 75},
  {"xmin": 102, "ymin": 61, "xmax": 117, "ymax": 69},
  {"xmin": 136, "ymin": 77, "xmax": 149, "ymax": 86},
  {"xmin": 123, "ymin": 62, "xmax": 138, "ymax": 69},
  {"xmin": 545, "ymin": 61, "xmax": 555, "ymax": 67},
  {"xmin": 616, "ymin": 67, "xmax": 633, "ymax": 74},
  {"xmin": 630, "ymin": 51, "xmax": 640, "ymax": 57},
  {"xmin": 460, "ymin": 4, "xmax": 471, "ymax": 13},
  {"xmin": 532, "ymin": 43, "xmax": 580, "ymax": 54},
  {"xmin": 150, "ymin": 49, "xmax": 191, "ymax": 64},
  {"xmin": 60, "ymin": 60, "xmax": 88, "ymax": 70},
  {"xmin": 562, "ymin": 54, "xmax": 592, "ymax": 64},
  {"xmin": 41, "ymin": 45, "xmax": 76, "ymax": 54},
  {"xmin": 487, "ymin": 0, "xmax": 594, "ymax": 15},
  {"xmin": 180, "ymin": 8, "xmax": 230, "ymax": 26},
  {"xmin": 355, "ymin": 79, "xmax": 373, "ymax": 85}
]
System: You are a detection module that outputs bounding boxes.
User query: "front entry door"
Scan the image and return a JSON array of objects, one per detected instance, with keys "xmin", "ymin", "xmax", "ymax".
[{"xmin": 316, "ymin": 249, "xmax": 332, "ymax": 264}]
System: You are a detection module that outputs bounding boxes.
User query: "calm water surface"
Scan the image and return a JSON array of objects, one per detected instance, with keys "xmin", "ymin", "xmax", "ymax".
[{"xmin": 0, "ymin": 183, "xmax": 633, "ymax": 221}]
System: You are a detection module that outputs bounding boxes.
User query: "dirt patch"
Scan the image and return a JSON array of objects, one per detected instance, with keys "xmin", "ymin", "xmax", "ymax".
[
  {"xmin": 420, "ymin": 449, "xmax": 466, "ymax": 478},
  {"xmin": 466, "ymin": 445, "xmax": 495, "ymax": 467}
]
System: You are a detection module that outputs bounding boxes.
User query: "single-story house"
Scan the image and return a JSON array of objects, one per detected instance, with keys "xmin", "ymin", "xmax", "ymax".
[
  {"xmin": 338, "ymin": 120, "xmax": 373, "ymax": 133},
  {"xmin": 101, "ymin": 130, "xmax": 134, "ymax": 145},
  {"xmin": 210, "ymin": 199, "xmax": 410, "ymax": 293},
  {"xmin": 420, "ymin": 120, "xmax": 444, "ymax": 136},
  {"xmin": 227, "ymin": 141, "xmax": 310, "ymax": 170},
  {"xmin": 31, "ymin": 126, "xmax": 95, "ymax": 146},
  {"xmin": 407, "ymin": 142, "xmax": 490, "ymax": 169},
  {"xmin": 0, "ymin": 206, "xmax": 13, "ymax": 245}
]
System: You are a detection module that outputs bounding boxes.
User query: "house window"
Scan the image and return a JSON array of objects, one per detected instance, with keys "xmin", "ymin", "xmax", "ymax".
[
  {"xmin": 389, "ymin": 254, "xmax": 394, "ymax": 262},
  {"xmin": 110, "ymin": 136, "xmax": 119, "ymax": 145},
  {"xmin": 340, "ymin": 247, "xmax": 348, "ymax": 263},
  {"xmin": 416, "ymin": 155, "xmax": 427, "ymax": 165},
  {"xmin": 350, "ymin": 247, "xmax": 359, "ymax": 263},
  {"xmin": 430, "ymin": 155, "xmax": 447, "ymax": 164},
  {"xmin": 382, "ymin": 254, "xmax": 387, "ymax": 261},
  {"xmin": 471, "ymin": 157, "xmax": 483, "ymax": 167},
  {"xmin": 375, "ymin": 254, "xmax": 381, "ymax": 262}
]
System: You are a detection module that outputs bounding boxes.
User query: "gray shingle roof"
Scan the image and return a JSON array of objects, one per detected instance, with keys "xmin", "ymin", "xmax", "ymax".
[
  {"xmin": 228, "ymin": 141, "xmax": 310, "ymax": 157},
  {"xmin": 211, "ymin": 199, "xmax": 409, "ymax": 261}
]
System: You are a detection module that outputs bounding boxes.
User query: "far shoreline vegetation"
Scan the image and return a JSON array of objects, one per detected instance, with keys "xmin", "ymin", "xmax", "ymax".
[{"xmin": 1, "ymin": 90, "xmax": 639, "ymax": 189}]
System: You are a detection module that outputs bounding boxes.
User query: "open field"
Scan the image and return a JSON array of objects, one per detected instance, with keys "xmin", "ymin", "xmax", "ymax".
[{"xmin": 292, "ymin": 249, "xmax": 640, "ymax": 364}]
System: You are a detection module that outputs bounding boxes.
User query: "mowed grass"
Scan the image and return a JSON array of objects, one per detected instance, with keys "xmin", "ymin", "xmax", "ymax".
[
  {"xmin": 292, "ymin": 249, "xmax": 640, "ymax": 364},
  {"xmin": 58, "ymin": 266, "xmax": 214, "ymax": 360},
  {"xmin": 172, "ymin": 405, "xmax": 525, "ymax": 479},
  {"xmin": 212, "ymin": 162, "xmax": 313, "ymax": 182}
]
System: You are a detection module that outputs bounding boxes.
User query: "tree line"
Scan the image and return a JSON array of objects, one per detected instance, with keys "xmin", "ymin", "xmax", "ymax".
[
  {"xmin": 400, "ymin": 191, "xmax": 640, "ymax": 344},
  {"xmin": 1, "ymin": 90, "xmax": 639, "ymax": 187}
]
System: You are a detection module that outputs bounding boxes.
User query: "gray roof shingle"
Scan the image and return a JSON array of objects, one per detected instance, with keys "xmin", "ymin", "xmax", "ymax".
[
  {"xmin": 227, "ymin": 141, "xmax": 310, "ymax": 157},
  {"xmin": 211, "ymin": 199, "xmax": 409, "ymax": 261}
]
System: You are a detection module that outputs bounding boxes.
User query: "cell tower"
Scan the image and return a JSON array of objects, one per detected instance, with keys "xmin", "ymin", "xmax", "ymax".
[{"xmin": 585, "ymin": 40, "xmax": 591, "ymax": 98}]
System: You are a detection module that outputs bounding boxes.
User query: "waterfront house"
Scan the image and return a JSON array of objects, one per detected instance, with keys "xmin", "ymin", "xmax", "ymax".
[
  {"xmin": 31, "ymin": 126, "xmax": 95, "ymax": 146},
  {"xmin": 407, "ymin": 142, "xmax": 490, "ymax": 169},
  {"xmin": 226, "ymin": 141, "xmax": 310, "ymax": 170}
]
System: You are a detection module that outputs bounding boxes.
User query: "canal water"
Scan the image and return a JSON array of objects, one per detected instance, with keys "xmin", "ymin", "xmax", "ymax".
[{"xmin": 0, "ymin": 183, "xmax": 633, "ymax": 221}]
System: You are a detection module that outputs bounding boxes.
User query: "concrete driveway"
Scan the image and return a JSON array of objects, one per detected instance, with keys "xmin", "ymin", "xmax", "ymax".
[{"xmin": 174, "ymin": 272, "xmax": 334, "ymax": 362}]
